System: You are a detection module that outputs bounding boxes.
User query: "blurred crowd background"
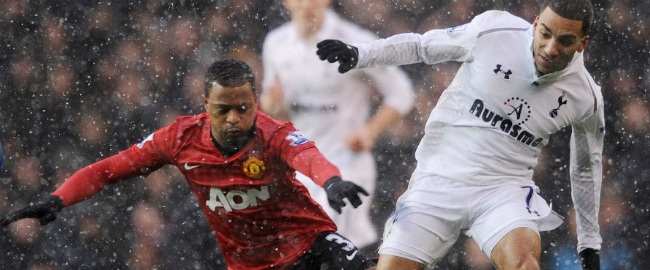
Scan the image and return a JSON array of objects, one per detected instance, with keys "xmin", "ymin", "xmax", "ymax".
[{"xmin": 0, "ymin": 0, "xmax": 648, "ymax": 269}]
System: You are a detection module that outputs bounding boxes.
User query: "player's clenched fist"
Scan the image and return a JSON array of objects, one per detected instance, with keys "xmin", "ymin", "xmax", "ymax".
[
  {"xmin": 579, "ymin": 248, "xmax": 600, "ymax": 270},
  {"xmin": 0, "ymin": 195, "xmax": 64, "ymax": 226},
  {"xmin": 316, "ymin": 39, "xmax": 359, "ymax": 74}
]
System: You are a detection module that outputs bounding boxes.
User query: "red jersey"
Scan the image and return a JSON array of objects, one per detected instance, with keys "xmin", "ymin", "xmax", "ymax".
[{"xmin": 53, "ymin": 111, "xmax": 339, "ymax": 269}]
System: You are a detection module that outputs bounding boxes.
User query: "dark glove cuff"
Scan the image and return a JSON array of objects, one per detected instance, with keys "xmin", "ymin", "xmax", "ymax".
[
  {"xmin": 579, "ymin": 248, "xmax": 600, "ymax": 257},
  {"xmin": 47, "ymin": 195, "xmax": 65, "ymax": 212},
  {"xmin": 579, "ymin": 248, "xmax": 600, "ymax": 270},
  {"xmin": 324, "ymin": 176, "xmax": 343, "ymax": 190}
]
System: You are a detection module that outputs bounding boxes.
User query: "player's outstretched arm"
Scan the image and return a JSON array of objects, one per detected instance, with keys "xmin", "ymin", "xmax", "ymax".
[
  {"xmin": 0, "ymin": 195, "xmax": 64, "ymax": 226},
  {"xmin": 579, "ymin": 248, "xmax": 600, "ymax": 270},
  {"xmin": 316, "ymin": 39, "xmax": 358, "ymax": 74},
  {"xmin": 324, "ymin": 176, "xmax": 368, "ymax": 214}
]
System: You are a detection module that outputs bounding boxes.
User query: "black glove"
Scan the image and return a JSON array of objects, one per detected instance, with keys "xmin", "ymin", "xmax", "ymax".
[
  {"xmin": 324, "ymin": 176, "xmax": 368, "ymax": 214},
  {"xmin": 579, "ymin": 248, "xmax": 600, "ymax": 270},
  {"xmin": 316, "ymin": 39, "xmax": 359, "ymax": 74},
  {"xmin": 0, "ymin": 195, "xmax": 64, "ymax": 226}
]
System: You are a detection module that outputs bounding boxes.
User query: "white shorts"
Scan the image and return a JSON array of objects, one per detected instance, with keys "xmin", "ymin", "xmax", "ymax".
[{"xmin": 378, "ymin": 172, "xmax": 563, "ymax": 266}]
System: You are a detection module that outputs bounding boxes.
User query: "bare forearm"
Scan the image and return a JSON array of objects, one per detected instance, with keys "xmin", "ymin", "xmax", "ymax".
[
  {"xmin": 366, "ymin": 106, "xmax": 401, "ymax": 140},
  {"xmin": 260, "ymin": 81, "xmax": 290, "ymax": 120}
]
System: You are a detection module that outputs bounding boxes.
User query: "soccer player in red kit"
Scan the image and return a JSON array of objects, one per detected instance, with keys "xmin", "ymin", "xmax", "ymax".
[{"xmin": 0, "ymin": 59, "xmax": 376, "ymax": 270}]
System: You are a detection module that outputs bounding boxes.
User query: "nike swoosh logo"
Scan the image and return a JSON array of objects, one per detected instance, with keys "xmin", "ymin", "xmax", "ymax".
[
  {"xmin": 184, "ymin": 163, "xmax": 200, "ymax": 170},
  {"xmin": 346, "ymin": 250, "xmax": 358, "ymax": 261}
]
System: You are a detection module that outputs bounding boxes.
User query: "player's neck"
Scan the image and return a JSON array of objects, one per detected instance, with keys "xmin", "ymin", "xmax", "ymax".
[
  {"xmin": 210, "ymin": 129, "xmax": 255, "ymax": 158},
  {"xmin": 297, "ymin": 21, "xmax": 322, "ymax": 41}
]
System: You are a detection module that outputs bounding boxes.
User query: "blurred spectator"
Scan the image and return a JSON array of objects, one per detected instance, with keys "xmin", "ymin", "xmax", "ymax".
[{"xmin": 128, "ymin": 202, "xmax": 166, "ymax": 270}]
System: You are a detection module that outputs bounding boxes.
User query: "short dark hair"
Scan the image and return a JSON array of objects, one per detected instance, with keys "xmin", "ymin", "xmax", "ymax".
[
  {"xmin": 204, "ymin": 59, "xmax": 256, "ymax": 97},
  {"xmin": 542, "ymin": 0, "xmax": 594, "ymax": 36}
]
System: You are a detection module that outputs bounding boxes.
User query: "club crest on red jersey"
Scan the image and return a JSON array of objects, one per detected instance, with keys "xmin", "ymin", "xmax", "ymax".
[{"xmin": 243, "ymin": 156, "xmax": 266, "ymax": 178}]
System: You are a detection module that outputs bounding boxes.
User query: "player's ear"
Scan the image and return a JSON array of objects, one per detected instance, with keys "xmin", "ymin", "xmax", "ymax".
[{"xmin": 577, "ymin": 35, "xmax": 589, "ymax": 53}]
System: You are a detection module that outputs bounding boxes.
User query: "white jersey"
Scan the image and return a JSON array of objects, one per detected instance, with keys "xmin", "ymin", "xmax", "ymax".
[
  {"xmin": 262, "ymin": 10, "xmax": 414, "ymax": 168},
  {"xmin": 354, "ymin": 10, "xmax": 603, "ymax": 251}
]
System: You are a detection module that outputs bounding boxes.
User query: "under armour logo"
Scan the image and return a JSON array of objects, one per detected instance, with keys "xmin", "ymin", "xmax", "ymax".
[
  {"xmin": 549, "ymin": 92, "xmax": 567, "ymax": 118},
  {"xmin": 493, "ymin": 64, "xmax": 512, "ymax": 79}
]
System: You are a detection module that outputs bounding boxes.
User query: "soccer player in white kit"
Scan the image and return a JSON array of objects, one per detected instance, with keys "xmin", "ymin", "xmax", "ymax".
[
  {"xmin": 261, "ymin": 0, "xmax": 415, "ymax": 249},
  {"xmin": 316, "ymin": 0, "xmax": 603, "ymax": 269}
]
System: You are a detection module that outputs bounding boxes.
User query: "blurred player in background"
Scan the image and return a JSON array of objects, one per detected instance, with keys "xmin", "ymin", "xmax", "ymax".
[
  {"xmin": 261, "ymin": 0, "xmax": 415, "ymax": 249},
  {"xmin": 1, "ymin": 59, "xmax": 376, "ymax": 270},
  {"xmin": 317, "ymin": 0, "xmax": 603, "ymax": 269}
]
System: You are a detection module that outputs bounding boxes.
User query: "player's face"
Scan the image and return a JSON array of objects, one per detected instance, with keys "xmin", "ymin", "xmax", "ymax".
[
  {"xmin": 283, "ymin": 0, "xmax": 331, "ymax": 30},
  {"xmin": 533, "ymin": 7, "xmax": 589, "ymax": 75},
  {"xmin": 204, "ymin": 82, "xmax": 257, "ymax": 150}
]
